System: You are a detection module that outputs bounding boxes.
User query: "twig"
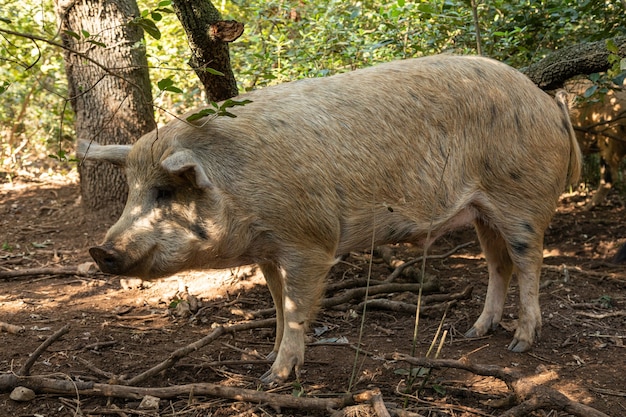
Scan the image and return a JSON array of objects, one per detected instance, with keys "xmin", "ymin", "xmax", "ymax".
[
  {"xmin": 354, "ymin": 388, "xmax": 391, "ymax": 417},
  {"xmin": 390, "ymin": 353, "xmax": 609, "ymax": 417},
  {"xmin": 248, "ymin": 281, "xmax": 441, "ymax": 319},
  {"xmin": 18, "ymin": 324, "xmax": 71, "ymax": 376},
  {"xmin": 0, "ymin": 265, "xmax": 98, "ymax": 280},
  {"xmin": 123, "ymin": 318, "xmax": 275, "ymax": 385},
  {"xmin": 352, "ymin": 285, "xmax": 472, "ymax": 315},
  {"xmin": 385, "ymin": 242, "xmax": 475, "ymax": 282}
]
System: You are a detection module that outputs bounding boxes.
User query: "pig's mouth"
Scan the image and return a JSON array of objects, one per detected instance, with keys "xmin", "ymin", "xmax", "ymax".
[{"xmin": 89, "ymin": 243, "xmax": 162, "ymax": 279}]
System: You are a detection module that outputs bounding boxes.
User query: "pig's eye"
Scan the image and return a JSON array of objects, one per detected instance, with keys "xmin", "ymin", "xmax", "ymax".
[{"xmin": 155, "ymin": 187, "xmax": 174, "ymax": 203}]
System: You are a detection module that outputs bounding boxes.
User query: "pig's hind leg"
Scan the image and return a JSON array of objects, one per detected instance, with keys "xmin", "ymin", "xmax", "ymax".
[
  {"xmin": 467, "ymin": 217, "xmax": 543, "ymax": 352},
  {"xmin": 465, "ymin": 219, "xmax": 514, "ymax": 340},
  {"xmin": 260, "ymin": 248, "xmax": 336, "ymax": 384}
]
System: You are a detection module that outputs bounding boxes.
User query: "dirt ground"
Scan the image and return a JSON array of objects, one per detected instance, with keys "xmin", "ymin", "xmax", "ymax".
[{"xmin": 0, "ymin": 177, "xmax": 625, "ymax": 417}]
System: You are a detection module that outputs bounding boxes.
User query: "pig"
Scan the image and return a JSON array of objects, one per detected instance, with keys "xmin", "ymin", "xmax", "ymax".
[
  {"xmin": 563, "ymin": 76, "xmax": 626, "ymax": 207},
  {"xmin": 77, "ymin": 54, "xmax": 582, "ymax": 384}
]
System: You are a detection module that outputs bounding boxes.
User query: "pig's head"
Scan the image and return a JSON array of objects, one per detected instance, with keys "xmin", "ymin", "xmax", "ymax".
[{"xmin": 77, "ymin": 135, "xmax": 243, "ymax": 279}]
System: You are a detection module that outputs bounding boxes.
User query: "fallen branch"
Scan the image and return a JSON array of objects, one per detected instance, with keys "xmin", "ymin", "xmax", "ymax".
[
  {"xmin": 352, "ymin": 285, "xmax": 472, "ymax": 315},
  {"xmin": 0, "ymin": 373, "xmax": 354, "ymax": 411},
  {"xmin": 384, "ymin": 242, "xmax": 475, "ymax": 282},
  {"xmin": 390, "ymin": 353, "xmax": 609, "ymax": 417},
  {"xmin": 0, "ymin": 263, "xmax": 98, "ymax": 280},
  {"xmin": 247, "ymin": 280, "xmax": 441, "ymax": 319},
  {"xmin": 123, "ymin": 318, "xmax": 275, "ymax": 385},
  {"xmin": 19, "ymin": 324, "xmax": 71, "ymax": 376}
]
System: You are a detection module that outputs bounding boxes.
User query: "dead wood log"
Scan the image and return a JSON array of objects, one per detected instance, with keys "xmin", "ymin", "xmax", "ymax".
[
  {"xmin": 390, "ymin": 353, "xmax": 609, "ymax": 417},
  {"xmin": 0, "ymin": 374, "xmax": 354, "ymax": 411},
  {"xmin": 522, "ymin": 36, "xmax": 626, "ymax": 90}
]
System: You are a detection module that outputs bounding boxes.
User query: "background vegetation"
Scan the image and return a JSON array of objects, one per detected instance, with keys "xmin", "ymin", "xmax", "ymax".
[{"xmin": 1, "ymin": 0, "xmax": 625, "ymax": 180}]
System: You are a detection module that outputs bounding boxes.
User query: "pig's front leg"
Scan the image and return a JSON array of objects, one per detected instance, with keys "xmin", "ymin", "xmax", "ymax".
[
  {"xmin": 260, "ymin": 262, "xmax": 284, "ymax": 360},
  {"xmin": 260, "ymin": 249, "xmax": 336, "ymax": 384}
]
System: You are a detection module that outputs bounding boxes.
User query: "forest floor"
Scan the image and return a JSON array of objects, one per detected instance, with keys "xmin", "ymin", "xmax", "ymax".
[{"xmin": 0, "ymin": 177, "xmax": 625, "ymax": 417}]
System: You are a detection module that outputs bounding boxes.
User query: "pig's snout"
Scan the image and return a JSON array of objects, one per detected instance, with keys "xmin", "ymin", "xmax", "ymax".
[{"xmin": 90, "ymin": 245, "xmax": 124, "ymax": 275}]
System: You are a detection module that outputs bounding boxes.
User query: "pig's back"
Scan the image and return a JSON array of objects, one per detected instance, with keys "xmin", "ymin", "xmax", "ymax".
[{"xmin": 178, "ymin": 55, "xmax": 574, "ymax": 250}]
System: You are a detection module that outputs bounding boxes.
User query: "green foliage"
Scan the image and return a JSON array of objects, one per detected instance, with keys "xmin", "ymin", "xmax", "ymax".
[
  {"xmin": 0, "ymin": 0, "xmax": 73, "ymax": 178},
  {"xmin": 186, "ymin": 99, "xmax": 253, "ymax": 122},
  {"xmin": 1, "ymin": 0, "xmax": 625, "ymax": 180}
]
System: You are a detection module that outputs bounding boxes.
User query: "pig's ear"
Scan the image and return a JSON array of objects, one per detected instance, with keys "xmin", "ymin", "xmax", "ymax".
[
  {"xmin": 161, "ymin": 149, "xmax": 212, "ymax": 189},
  {"xmin": 77, "ymin": 140, "xmax": 131, "ymax": 166}
]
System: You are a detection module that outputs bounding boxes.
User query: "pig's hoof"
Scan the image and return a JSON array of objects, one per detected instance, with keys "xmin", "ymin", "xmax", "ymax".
[
  {"xmin": 508, "ymin": 338, "xmax": 532, "ymax": 352},
  {"xmin": 260, "ymin": 369, "xmax": 285, "ymax": 386},
  {"xmin": 464, "ymin": 326, "xmax": 484, "ymax": 339},
  {"xmin": 266, "ymin": 351, "xmax": 277, "ymax": 361}
]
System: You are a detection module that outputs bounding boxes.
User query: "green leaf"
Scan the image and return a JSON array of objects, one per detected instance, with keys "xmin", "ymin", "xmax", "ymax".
[
  {"xmin": 157, "ymin": 78, "xmax": 174, "ymax": 90},
  {"xmin": 0, "ymin": 16, "xmax": 12, "ymax": 24},
  {"xmin": 186, "ymin": 108, "xmax": 216, "ymax": 122},
  {"xmin": 0, "ymin": 81, "xmax": 10, "ymax": 95},
  {"xmin": 81, "ymin": 29, "xmax": 90, "ymax": 38},
  {"xmin": 87, "ymin": 39, "xmax": 107, "ymax": 48},
  {"xmin": 63, "ymin": 30, "xmax": 81, "ymax": 40},
  {"xmin": 432, "ymin": 384, "xmax": 446, "ymax": 395},
  {"xmin": 158, "ymin": 0, "xmax": 172, "ymax": 7},
  {"xmin": 606, "ymin": 38, "xmax": 618, "ymax": 53},
  {"xmin": 203, "ymin": 67, "xmax": 225, "ymax": 76},
  {"xmin": 397, "ymin": 0, "xmax": 405, "ymax": 7},
  {"xmin": 583, "ymin": 85, "xmax": 598, "ymax": 98},
  {"xmin": 612, "ymin": 71, "xmax": 626, "ymax": 86},
  {"xmin": 131, "ymin": 17, "xmax": 161, "ymax": 40},
  {"xmin": 151, "ymin": 11, "xmax": 162, "ymax": 22}
]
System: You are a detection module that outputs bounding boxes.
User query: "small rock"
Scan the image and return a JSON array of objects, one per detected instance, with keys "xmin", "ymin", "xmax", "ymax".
[
  {"xmin": 138, "ymin": 394, "xmax": 160, "ymax": 410},
  {"xmin": 10, "ymin": 386, "xmax": 36, "ymax": 401}
]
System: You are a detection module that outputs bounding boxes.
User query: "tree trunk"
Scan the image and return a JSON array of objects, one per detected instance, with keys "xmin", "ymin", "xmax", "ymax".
[
  {"xmin": 171, "ymin": 0, "xmax": 241, "ymax": 102},
  {"xmin": 522, "ymin": 36, "xmax": 626, "ymax": 90},
  {"xmin": 55, "ymin": 0, "xmax": 156, "ymax": 216}
]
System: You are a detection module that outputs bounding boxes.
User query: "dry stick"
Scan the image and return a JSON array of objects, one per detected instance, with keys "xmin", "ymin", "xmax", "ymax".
[
  {"xmin": 123, "ymin": 318, "xmax": 275, "ymax": 386},
  {"xmin": 353, "ymin": 388, "xmax": 391, "ymax": 417},
  {"xmin": 353, "ymin": 285, "xmax": 473, "ymax": 314},
  {"xmin": 385, "ymin": 241, "xmax": 475, "ymax": 282},
  {"xmin": 249, "ymin": 281, "xmax": 440, "ymax": 319},
  {"xmin": 0, "ymin": 266, "xmax": 97, "ymax": 279},
  {"xmin": 18, "ymin": 324, "xmax": 71, "ymax": 376},
  {"xmin": 0, "ymin": 374, "xmax": 354, "ymax": 411},
  {"xmin": 390, "ymin": 354, "xmax": 609, "ymax": 417}
]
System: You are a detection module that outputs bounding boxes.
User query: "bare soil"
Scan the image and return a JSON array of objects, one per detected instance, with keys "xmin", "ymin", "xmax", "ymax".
[{"xmin": 1, "ymin": 178, "xmax": 625, "ymax": 417}]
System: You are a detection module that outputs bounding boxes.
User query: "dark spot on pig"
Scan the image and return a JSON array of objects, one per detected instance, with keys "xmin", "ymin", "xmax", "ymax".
[
  {"xmin": 192, "ymin": 223, "xmax": 209, "ymax": 240},
  {"xmin": 473, "ymin": 66, "xmax": 486, "ymax": 79},
  {"xmin": 522, "ymin": 222, "xmax": 534, "ymax": 234},
  {"xmin": 510, "ymin": 240, "xmax": 529, "ymax": 256},
  {"xmin": 560, "ymin": 117, "xmax": 570, "ymax": 135},
  {"xmin": 509, "ymin": 170, "xmax": 522, "ymax": 181},
  {"xmin": 482, "ymin": 158, "xmax": 493, "ymax": 175},
  {"xmin": 514, "ymin": 113, "xmax": 522, "ymax": 131}
]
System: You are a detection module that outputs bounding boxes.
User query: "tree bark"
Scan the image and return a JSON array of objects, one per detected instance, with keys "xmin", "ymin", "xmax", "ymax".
[
  {"xmin": 170, "ymin": 0, "xmax": 241, "ymax": 102},
  {"xmin": 522, "ymin": 36, "xmax": 626, "ymax": 90},
  {"xmin": 55, "ymin": 0, "xmax": 156, "ymax": 215}
]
